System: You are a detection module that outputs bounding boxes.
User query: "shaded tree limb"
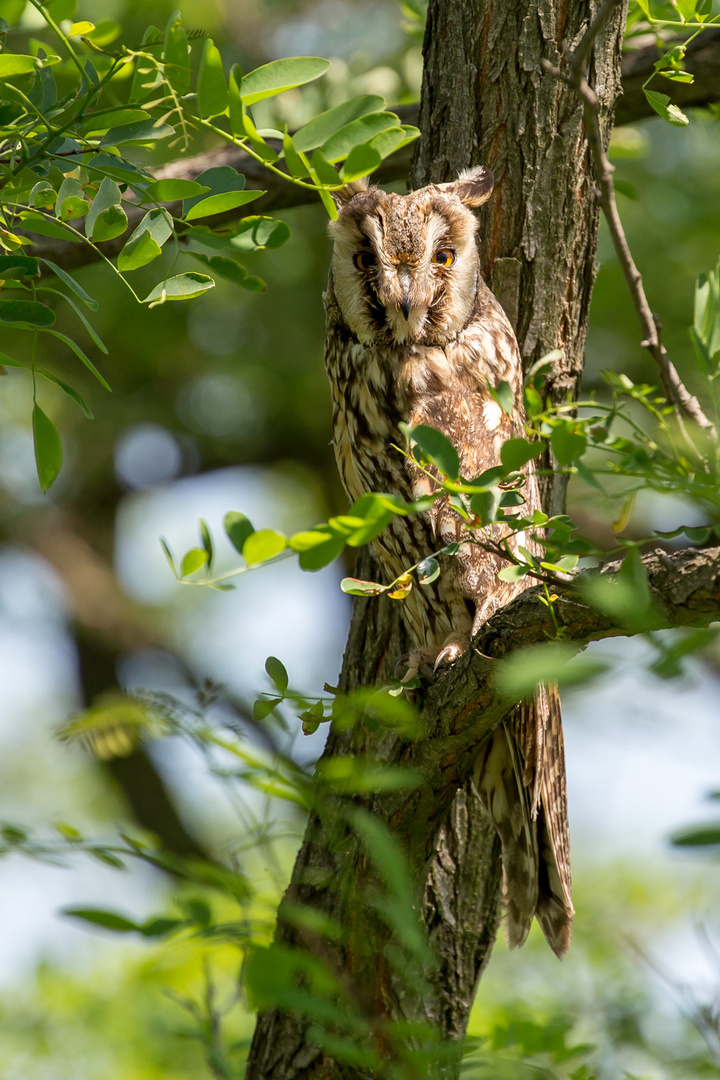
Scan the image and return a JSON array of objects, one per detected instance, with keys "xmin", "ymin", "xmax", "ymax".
[{"xmin": 29, "ymin": 32, "xmax": 720, "ymax": 276}]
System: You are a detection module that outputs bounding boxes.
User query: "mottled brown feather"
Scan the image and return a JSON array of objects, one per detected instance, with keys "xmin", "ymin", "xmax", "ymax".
[{"xmin": 324, "ymin": 170, "xmax": 573, "ymax": 959}]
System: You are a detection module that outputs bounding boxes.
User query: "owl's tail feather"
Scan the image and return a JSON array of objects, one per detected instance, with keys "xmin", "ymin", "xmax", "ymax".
[
  {"xmin": 473, "ymin": 721, "xmax": 539, "ymax": 952},
  {"xmin": 535, "ymin": 684, "xmax": 574, "ymax": 959},
  {"xmin": 474, "ymin": 687, "xmax": 573, "ymax": 959}
]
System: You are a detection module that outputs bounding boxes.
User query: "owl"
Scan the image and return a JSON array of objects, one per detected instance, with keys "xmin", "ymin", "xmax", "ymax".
[{"xmin": 323, "ymin": 167, "xmax": 573, "ymax": 959}]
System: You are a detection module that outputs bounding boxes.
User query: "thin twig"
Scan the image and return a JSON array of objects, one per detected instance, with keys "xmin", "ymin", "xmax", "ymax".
[{"xmin": 543, "ymin": 1, "xmax": 717, "ymax": 438}]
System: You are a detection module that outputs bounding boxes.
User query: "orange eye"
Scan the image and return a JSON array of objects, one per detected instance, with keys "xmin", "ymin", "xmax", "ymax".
[
  {"xmin": 353, "ymin": 251, "xmax": 376, "ymax": 271},
  {"xmin": 433, "ymin": 249, "xmax": 455, "ymax": 266}
]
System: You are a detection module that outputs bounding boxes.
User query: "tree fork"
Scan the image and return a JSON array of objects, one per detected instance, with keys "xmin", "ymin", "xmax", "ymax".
[{"xmin": 245, "ymin": 2, "xmax": 628, "ymax": 1077}]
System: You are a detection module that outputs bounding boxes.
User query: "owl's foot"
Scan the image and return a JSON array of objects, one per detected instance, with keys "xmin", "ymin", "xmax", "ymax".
[{"xmin": 395, "ymin": 648, "xmax": 441, "ymax": 682}]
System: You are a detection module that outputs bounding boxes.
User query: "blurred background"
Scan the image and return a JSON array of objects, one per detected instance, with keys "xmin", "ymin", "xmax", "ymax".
[{"xmin": 1, "ymin": 1, "xmax": 720, "ymax": 1077}]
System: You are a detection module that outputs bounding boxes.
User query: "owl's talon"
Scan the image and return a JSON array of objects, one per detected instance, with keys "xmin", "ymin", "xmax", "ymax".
[{"xmin": 434, "ymin": 643, "xmax": 465, "ymax": 671}]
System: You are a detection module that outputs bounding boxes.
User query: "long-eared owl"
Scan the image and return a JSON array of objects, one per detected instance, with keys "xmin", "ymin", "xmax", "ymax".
[{"xmin": 323, "ymin": 167, "xmax": 573, "ymax": 958}]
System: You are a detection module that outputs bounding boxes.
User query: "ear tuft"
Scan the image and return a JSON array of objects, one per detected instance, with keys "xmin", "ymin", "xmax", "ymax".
[
  {"xmin": 437, "ymin": 165, "xmax": 494, "ymax": 208},
  {"xmin": 332, "ymin": 176, "xmax": 371, "ymax": 207}
]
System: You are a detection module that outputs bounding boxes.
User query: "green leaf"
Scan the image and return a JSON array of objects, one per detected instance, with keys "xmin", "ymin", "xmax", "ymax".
[
  {"xmin": 199, "ymin": 517, "xmax": 213, "ymax": 568},
  {"xmin": 18, "ymin": 211, "xmax": 82, "ymax": 242},
  {"xmin": 0, "ymin": 254, "xmax": 39, "ymax": 279},
  {"xmin": 197, "ymin": 37, "xmax": 227, "ymax": 118},
  {"xmin": 56, "ymin": 177, "xmax": 89, "ymax": 221},
  {"xmin": 163, "ymin": 10, "xmax": 190, "ymax": 93},
  {"xmin": 643, "ymin": 88, "xmax": 689, "ymax": 126},
  {"xmin": 36, "ymin": 368, "xmax": 93, "ymax": 417},
  {"xmin": 143, "ymin": 273, "xmax": 215, "ymax": 306},
  {"xmin": 62, "ymin": 908, "xmax": 140, "ymax": 933},
  {"xmin": 283, "ymin": 130, "xmax": 308, "ymax": 178},
  {"xmin": 550, "ymin": 424, "xmax": 587, "ymax": 466},
  {"xmin": 417, "ymin": 556, "xmax": 440, "ymax": 585},
  {"xmin": 500, "ymin": 437, "xmax": 544, "ymax": 472},
  {"xmin": 496, "ymin": 641, "xmax": 609, "ymax": 699},
  {"xmin": 118, "ymin": 208, "xmax": 173, "ymax": 271},
  {"xmin": 491, "ymin": 379, "xmax": 515, "ymax": 414},
  {"xmin": 159, "ymin": 537, "xmax": 177, "ymax": 575},
  {"xmin": 243, "ymin": 529, "xmax": 287, "ymax": 564},
  {"xmin": 41, "ymin": 287, "xmax": 107, "ymax": 354},
  {"xmin": 190, "ymin": 253, "xmax": 264, "ymax": 292},
  {"xmin": 98, "ymin": 119, "xmax": 175, "ymax": 145},
  {"xmin": 470, "ymin": 487, "xmax": 501, "ymax": 525},
  {"xmin": 32, "ymin": 402, "xmax": 62, "ymax": 492},
  {"xmin": 320, "ymin": 112, "xmax": 399, "ymax": 164},
  {"xmin": 297, "ymin": 529, "xmax": 346, "ymax": 571},
  {"xmin": 0, "ymin": 299, "xmax": 55, "ymax": 327},
  {"xmin": 292, "ymin": 95, "xmax": 384, "ymax": 154},
  {"xmin": 185, "ymin": 187, "xmax": 264, "ymax": 221},
  {"xmin": 228, "ymin": 215, "xmax": 290, "ymax": 251},
  {"xmin": 240, "ymin": 57, "xmax": 330, "ymax": 106},
  {"xmin": 81, "ymin": 108, "xmax": 148, "ymax": 133},
  {"xmin": 671, "ymin": 825, "xmax": 720, "ymax": 847},
  {"xmin": 340, "ymin": 577, "xmax": 387, "ymax": 596},
  {"xmin": 41, "ymin": 259, "xmax": 98, "ymax": 310},
  {"xmin": 85, "ymin": 177, "xmax": 127, "ymax": 242},
  {"xmin": 43, "ymin": 329, "xmax": 110, "ymax": 390},
  {"xmin": 140, "ymin": 917, "xmax": 184, "ymax": 938},
  {"xmin": 497, "ymin": 564, "xmax": 530, "ymax": 582},
  {"xmin": 342, "ymin": 493, "xmax": 395, "ymax": 545},
  {"xmin": 340, "ymin": 142, "xmax": 382, "ymax": 183},
  {"xmin": 30, "ymin": 181, "xmax": 56, "ymax": 209},
  {"xmin": 0, "ymin": 54, "xmax": 38, "ymax": 76},
  {"xmin": 181, "ymin": 547, "xmax": 208, "ymax": 577},
  {"xmin": 265, "ymin": 656, "xmax": 288, "ymax": 694},
  {"xmin": 182, "ymin": 166, "xmax": 263, "ymax": 221},
  {"xmin": 224, "ymin": 511, "xmax": 255, "ymax": 553},
  {"xmin": 144, "ymin": 178, "xmax": 210, "ymax": 202},
  {"xmin": 400, "ymin": 422, "xmax": 460, "ymax": 479},
  {"xmin": 310, "ymin": 149, "xmax": 339, "ymax": 188}
]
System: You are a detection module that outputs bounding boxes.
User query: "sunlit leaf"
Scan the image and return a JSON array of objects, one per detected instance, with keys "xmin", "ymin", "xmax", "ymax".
[
  {"xmin": 180, "ymin": 548, "xmax": 208, "ymax": 577},
  {"xmin": 240, "ymin": 56, "xmax": 330, "ymax": 105},
  {"xmin": 143, "ymin": 273, "xmax": 214, "ymax": 305},
  {"xmin": 388, "ymin": 573, "xmax": 413, "ymax": 599},
  {"xmin": 340, "ymin": 577, "xmax": 387, "ymax": 596},
  {"xmin": 400, "ymin": 421, "xmax": 460, "ymax": 479},
  {"xmin": 292, "ymin": 95, "xmax": 384, "ymax": 153},
  {"xmin": 56, "ymin": 177, "xmax": 89, "ymax": 221},
  {"xmin": 320, "ymin": 112, "xmax": 399, "ymax": 163},
  {"xmin": 243, "ymin": 529, "xmax": 287, "ymax": 564},
  {"xmin": 0, "ymin": 54, "xmax": 38, "ymax": 76},
  {"xmin": 224, "ymin": 511, "xmax": 255, "ymax": 553},
  {"xmin": 500, "ymin": 437, "xmax": 544, "ymax": 472},
  {"xmin": 197, "ymin": 37, "xmax": 227, "ymax": 118},
  {"xmin": 85, "ymin": 177, "xmax": 127, "ymax": 242},
  {"xmin": 118, "ymin": 207, "xmax": 173, "ymax": 271},
  {"xmin": 144, "ymin": 178, "xmax": 210, "ymax": 202}
]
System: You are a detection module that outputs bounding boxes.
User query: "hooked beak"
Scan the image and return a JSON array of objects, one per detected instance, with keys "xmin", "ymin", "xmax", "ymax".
[{"xmin": 401, "ymin": 298, "xmax": 411, "ymax": 320}]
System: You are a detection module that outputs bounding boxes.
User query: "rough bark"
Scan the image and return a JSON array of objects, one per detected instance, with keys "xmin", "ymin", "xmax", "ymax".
[{"xmin": 245, "ymin": 3, "xmax": 629, "ymax": 1078}]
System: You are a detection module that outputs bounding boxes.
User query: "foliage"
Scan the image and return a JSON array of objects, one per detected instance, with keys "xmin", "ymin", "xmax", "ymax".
[
  {"xmin": 1, "ymin": 1, "xmax": 720, "ymax": 1078},
  {"xmin": 0, "ymin": 2, "xmax": 418, "ymax": 489}
]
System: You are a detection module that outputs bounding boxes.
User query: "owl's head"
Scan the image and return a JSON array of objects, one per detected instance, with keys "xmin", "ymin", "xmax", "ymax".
[{"xmin": 328, "ymin": 166, "xmax": 493, "ymax": 348}]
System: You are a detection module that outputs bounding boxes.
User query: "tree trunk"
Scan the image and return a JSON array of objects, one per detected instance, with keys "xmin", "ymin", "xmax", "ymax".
[{"xmin": 245, "ymin": 2, "xmax": 627, "ymax": 1077}]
